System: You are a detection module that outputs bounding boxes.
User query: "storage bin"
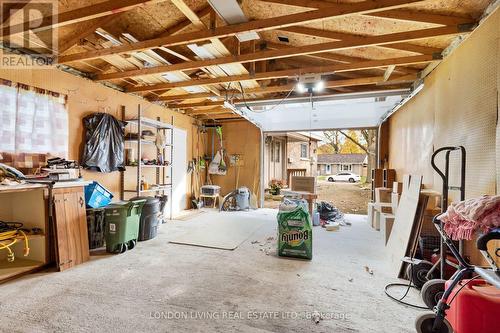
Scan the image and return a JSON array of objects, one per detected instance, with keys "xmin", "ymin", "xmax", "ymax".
[
  {"xmin": 104, "ymin": 199, "xmax": 146, "ymax": 253},
  {"xmin": 86, "ymin": 208, "xmax": 106, "ymax": 249},
  {"xmin": 84, "ymin": 181, "xmax": 113, "ymax": 208},
  {"xmin": 131, "ymin": 196, "xmax": 161, "ymax": 241}
]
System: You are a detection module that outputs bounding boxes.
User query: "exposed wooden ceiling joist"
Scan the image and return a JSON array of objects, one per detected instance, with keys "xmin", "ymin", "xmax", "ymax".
[
  {"xmin": 126, "ymin": 54, "xmax": 433, "ymax": 93},
  {"xmin": 1, "ymin": 0, "xmax": 168, "ymax": 38},
  {"xmin": 95, "ymin": 25, "xmax": 458, "ymax": 81},
  {"xmin": 258, "ymin": 0, "xmax": 473, "ymax": 25},
  {"xmin": 168, "ymin": 100, "xmax": 225, "ymax": 109},
  {"xmin": 156, "ymin": 93, "xmax": 216, "ymax": 102},
  {"xmin": 279, "ymin": 26, "xmax": 443, "ymax": 55},
  {"xmin": 241, "ymin": 73, "xmax": 416, "ymax": 95},
  {"xmin": 58, "ymin": 16, "xmax": 121, "ymax": 54},
  {"xmin": 187, "ymin": 108, "xmax": 234, "ymax": 115},
  {"xmin": 58, "ymin": 0, "xmax": 424, "ymax": 63}
]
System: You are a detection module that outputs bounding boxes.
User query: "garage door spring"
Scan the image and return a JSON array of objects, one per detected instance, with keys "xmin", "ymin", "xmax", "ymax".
[{"xmin": 0, "ymin": 221, "xmax": 29, "ymax": 262}]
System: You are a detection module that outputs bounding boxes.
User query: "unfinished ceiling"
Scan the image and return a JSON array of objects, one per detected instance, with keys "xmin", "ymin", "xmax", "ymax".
[{"xmin": 1, "ymin": 0, "xmax": 494, "ymax": 122}]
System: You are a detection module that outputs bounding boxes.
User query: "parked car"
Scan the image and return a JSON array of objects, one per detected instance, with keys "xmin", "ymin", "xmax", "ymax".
[{"xmin": 327, "ymin": 172, "xmax": 361, "ymax": 183}]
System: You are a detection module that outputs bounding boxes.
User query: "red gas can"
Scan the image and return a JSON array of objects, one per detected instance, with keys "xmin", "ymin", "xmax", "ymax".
[{"xmin": 445, "ymin": 279, "xmax": 500, "ymax": 333}]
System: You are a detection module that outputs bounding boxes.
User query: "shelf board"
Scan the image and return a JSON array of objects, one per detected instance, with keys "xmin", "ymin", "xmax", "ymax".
[
  {"xmin": 124, "ymin": 139, "xmax": 173, "ymax": 147},
  {"xmin": 126, "ymin": 165, "xmax": 171, "ymax": 168},
  {"xmin": 16, "ymin": 233, "xmax": 45, "ymax": 241},
  {"xmin": 124, "ymin": 185, "xmax": 172, "ymax": 193},
  {"xmin": 0, "ymin": 258, "xmax": 46, "ymax": 282},
  {"xmin": 126, "ymin": 118, "xmax": 173, "ymax": 130}
]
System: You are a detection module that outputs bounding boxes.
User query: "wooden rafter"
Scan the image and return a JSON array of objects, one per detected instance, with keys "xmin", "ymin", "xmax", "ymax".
[
  {"xmin": 239, "ymin": 74, "xmax": 417, "ymax": 95},
  {"xmin": 156, "ymin": 93, "xmax": 216, "ymax": 102},
  {"xmin": 95, "ymin": 25, "xmax": 458, "ymax": 81},
  {"xmin": 258, "ymin": 0, "xmax": 473, "ymax": 25},
  {"xmin": 58, "ymin": 0, "xmax": 424, "ymax": 63},
  {"xmin": 264, "ymin": 41, "xmax": 420, "ymax": 75},
  {"xmin": 58, "ymin": 16, "xmax": 120, "ymax": 54},
  {"xmin": 168, "ymin": 101, "xmax": 225, "ymax": 109},
  {"xmin": 125, "ymin": 54, "xmax": 432, "ymax": 92},
  {"xmin": 1, "ymin": 0, "xmax": 168, "ymax": 38},
  {"xmin": 279, "ymin": 26, "xmax": 443, "ymax": 55}
]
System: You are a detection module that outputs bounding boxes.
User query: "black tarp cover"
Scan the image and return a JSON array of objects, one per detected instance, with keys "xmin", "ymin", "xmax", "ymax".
[{"xmin": 81, "ymin": 113, "xmax": 126, "ymax": 173}]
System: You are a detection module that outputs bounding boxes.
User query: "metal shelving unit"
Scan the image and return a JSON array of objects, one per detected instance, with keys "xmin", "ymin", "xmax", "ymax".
[{"xmin": 121, "ymin": 104, "xmax": 174, "ymax": 219}]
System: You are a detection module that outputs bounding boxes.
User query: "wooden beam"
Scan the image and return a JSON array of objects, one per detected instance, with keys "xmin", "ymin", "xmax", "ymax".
[
  {"xmin": 1, "ymin": 0, "xmax": 168, "ymax": 38},
  {"xmin": 58, "ymin": 0, "xmax": 424, "ymax": 63},
  {"xmin": 367, "ymin": 9, "xmax": 473, "ymax": 26},
  {"xmin": 168, "ymin": 101, "xmax": 225, "ymax": 109},
  {"xmin": 259, "ymin": 0, "xmax": 473, "ymax": 25},
  {"xmin": 383, "ymin": 65, "xmax": 396, "ymax": 81},
  {"xmin": 264, "ymin": 41, "xmax": 420, "ymax": 74},
  {"xmin": 125, "ymin": 54, "xmax": 433, "ymax": 92},
  {"xmin": 157, "ymin": 5, "xmax": 212, "ymax": 37},
  {"xmin": 196, "ymin": 113, "xmax": 242, "ymax": 120},
  {"xmin": 96, "ymin": 25, "xmax": 456, "ymax": 81},
  {"xmin": 239, "ymin": 74, "xmax": 417, "ymax": 95},
  {"xmin": 187, "ymin": 108, "xmax": 234, "ymax": 115},
  {"xmin": 280, "ymin": 26, "xmax": 442, "ymax": 55},
  {"xmin": 58, "ymin": 16, "xmax": 119, "ymax": 54},
  {"xmin": 156, "ymin": 93, "xmax": 215, "ymax": 102}
]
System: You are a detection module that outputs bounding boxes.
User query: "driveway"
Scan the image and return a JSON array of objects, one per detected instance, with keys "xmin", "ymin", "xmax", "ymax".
[
  {"xmin": 264, "ymin": 181, "xmax": 371, "ymax": 215},
  {"xmin": 316, "ymin": 180, "xmax": 371, "ymax": 214}
]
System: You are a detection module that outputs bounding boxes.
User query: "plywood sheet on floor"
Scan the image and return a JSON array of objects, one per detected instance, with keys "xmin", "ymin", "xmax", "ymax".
[{"xmin": 170, "ymin": 210, "xmax": 269, "ymax": 250}]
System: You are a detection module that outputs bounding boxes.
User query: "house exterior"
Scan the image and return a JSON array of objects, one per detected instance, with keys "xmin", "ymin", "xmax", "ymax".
[
  {"xmin": 317, "ymin": 154, "xmax": 368, "ymax": 177},
  {"xmin": 264, "ymin": 132, "xmax": 320, "ymax": 188}
]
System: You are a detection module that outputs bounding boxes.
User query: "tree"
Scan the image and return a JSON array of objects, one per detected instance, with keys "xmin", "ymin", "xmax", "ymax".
[
  {"xmin": 317, "ymin": 144, "xmax": 334, "ymax": 154},
  {"xmin": 339, "ymin": 130, "xmax": 365, "ymax": 154},
  {"xmin": 322, "ymin": 131, "xmax": 342, "ymax": 153}
]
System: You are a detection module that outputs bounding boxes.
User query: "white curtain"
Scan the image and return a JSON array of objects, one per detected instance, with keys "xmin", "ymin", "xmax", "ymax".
[{"xmin": 0, "ymin": 85, "xmax": 68, "ymax": 157}]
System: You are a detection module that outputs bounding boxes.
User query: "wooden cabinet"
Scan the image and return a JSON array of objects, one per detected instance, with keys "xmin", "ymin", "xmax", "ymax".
[
  {"xmin": 53, "ymin": 187, "xmax": 89, "ymax": 271},
  {"xmin": 0, "ymin": 187, "xmax": 49, "ymax": 283}
]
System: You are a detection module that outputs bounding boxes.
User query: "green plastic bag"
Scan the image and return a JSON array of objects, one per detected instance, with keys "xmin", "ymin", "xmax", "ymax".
[{"xmin": 277, "ymin": 203, "xmax": 312, "ymax": 260}]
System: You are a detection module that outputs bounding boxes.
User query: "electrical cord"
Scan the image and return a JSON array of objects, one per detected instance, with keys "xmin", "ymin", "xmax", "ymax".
[
  {"xmin": 384, "ymin": 230, "xmax": 429, "ymax": 310},
  {"xmin": 384, "ymin": 263, "xmax": 430, "ymax": 310},
  {"xmin": 0, "ymin": 221, "xmax": 30, "ymax": 262},
  {"xmin": 236, "ymin": 82, "xmax": 295, "ymax": 113}
]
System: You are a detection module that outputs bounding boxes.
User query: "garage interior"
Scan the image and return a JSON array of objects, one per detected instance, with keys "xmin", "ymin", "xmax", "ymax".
[{"xmin": 0, "ymin": 0, "xmax": 499, "ymax": 332}]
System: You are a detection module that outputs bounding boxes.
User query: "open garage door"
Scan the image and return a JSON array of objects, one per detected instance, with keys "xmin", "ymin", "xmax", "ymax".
[{"xmin": 233, "ymin": 90, "xmax": 409, "ymax": 132}]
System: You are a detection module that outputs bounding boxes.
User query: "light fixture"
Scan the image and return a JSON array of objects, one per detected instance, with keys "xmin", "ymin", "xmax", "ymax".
[
  {"xmin": 314, "ymin": 81, "xmax": 324, "ymax": 92},
  {"xmin": 296, "ymin": 82, "xmax": 306, "ymax": 93},
  {"xmin": 296, "ymin": 74, "xmax": 324, "ymax": 94}
]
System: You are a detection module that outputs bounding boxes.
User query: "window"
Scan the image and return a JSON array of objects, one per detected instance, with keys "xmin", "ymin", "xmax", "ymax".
[
  {"xmin": 326, "ymin": 164, "xmax": 331, "ymax": 173},
  {"xmin": 300, "ymin": 143, "xmax": 308, "ymax": 158},
  {"xmin": 0, "ymin": 84, "xmax": 68, "ymax": 157},
  {"xmin": 341, "ymin": 164, "xmax": 352, "ymax": 171},
  {"xmin": 273, "ymin": 141, "xmax": 281, "ymax": 163},
  {"xmin": 270, "ymin": 141, "xmax": 275, "ymax": 162}
]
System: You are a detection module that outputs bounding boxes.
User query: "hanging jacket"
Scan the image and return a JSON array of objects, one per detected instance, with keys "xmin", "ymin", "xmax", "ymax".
[{"xmin": 81, "ymin": 113, "xmax": 126, "ymax": 173}]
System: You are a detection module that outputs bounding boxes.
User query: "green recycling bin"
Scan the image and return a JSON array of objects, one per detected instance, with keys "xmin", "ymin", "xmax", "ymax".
[{"xmin": 104, "ymin": 199, "xmax": 146, "ymax": 253}]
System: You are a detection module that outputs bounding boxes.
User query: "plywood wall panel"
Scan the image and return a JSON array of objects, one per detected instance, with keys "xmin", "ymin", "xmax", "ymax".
[
  {"xmin": 388, "ymin": 9, "xmax": 499, "ymax": 265},
  {"xmin": 207, "ymin": 121, "xmax": 261, "ymax": 201},
  {"xmin": 389, "ymin": 8, "xmax": 499, "ymax": 199}
]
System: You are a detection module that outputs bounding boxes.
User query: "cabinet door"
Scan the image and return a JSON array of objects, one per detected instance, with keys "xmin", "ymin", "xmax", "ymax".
[
  {"xmin": 53, "ymin": 188, "xmax": 89, "ymax": 271},
  {"xmin": 65, "ymin": 190, "xmax": 89, "ymax": 264},
  {"xmin": 53, "ymin": 193, "xmax": 73, "ymax": 271}
]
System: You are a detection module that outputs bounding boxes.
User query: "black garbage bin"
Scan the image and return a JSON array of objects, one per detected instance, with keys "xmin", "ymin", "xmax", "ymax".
[
  {"xmin": 131, "ymin": 196, "xmax": 161, "ymax": 241},
  {"xmin": 86, "ymin": 208, "xmax": 106, "ymax": 249}
]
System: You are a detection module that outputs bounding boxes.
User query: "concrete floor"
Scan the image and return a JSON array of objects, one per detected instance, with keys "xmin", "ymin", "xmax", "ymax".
[{"xmin": 0, "ymin": 209, "xmax": 422, "ymax": 333}]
